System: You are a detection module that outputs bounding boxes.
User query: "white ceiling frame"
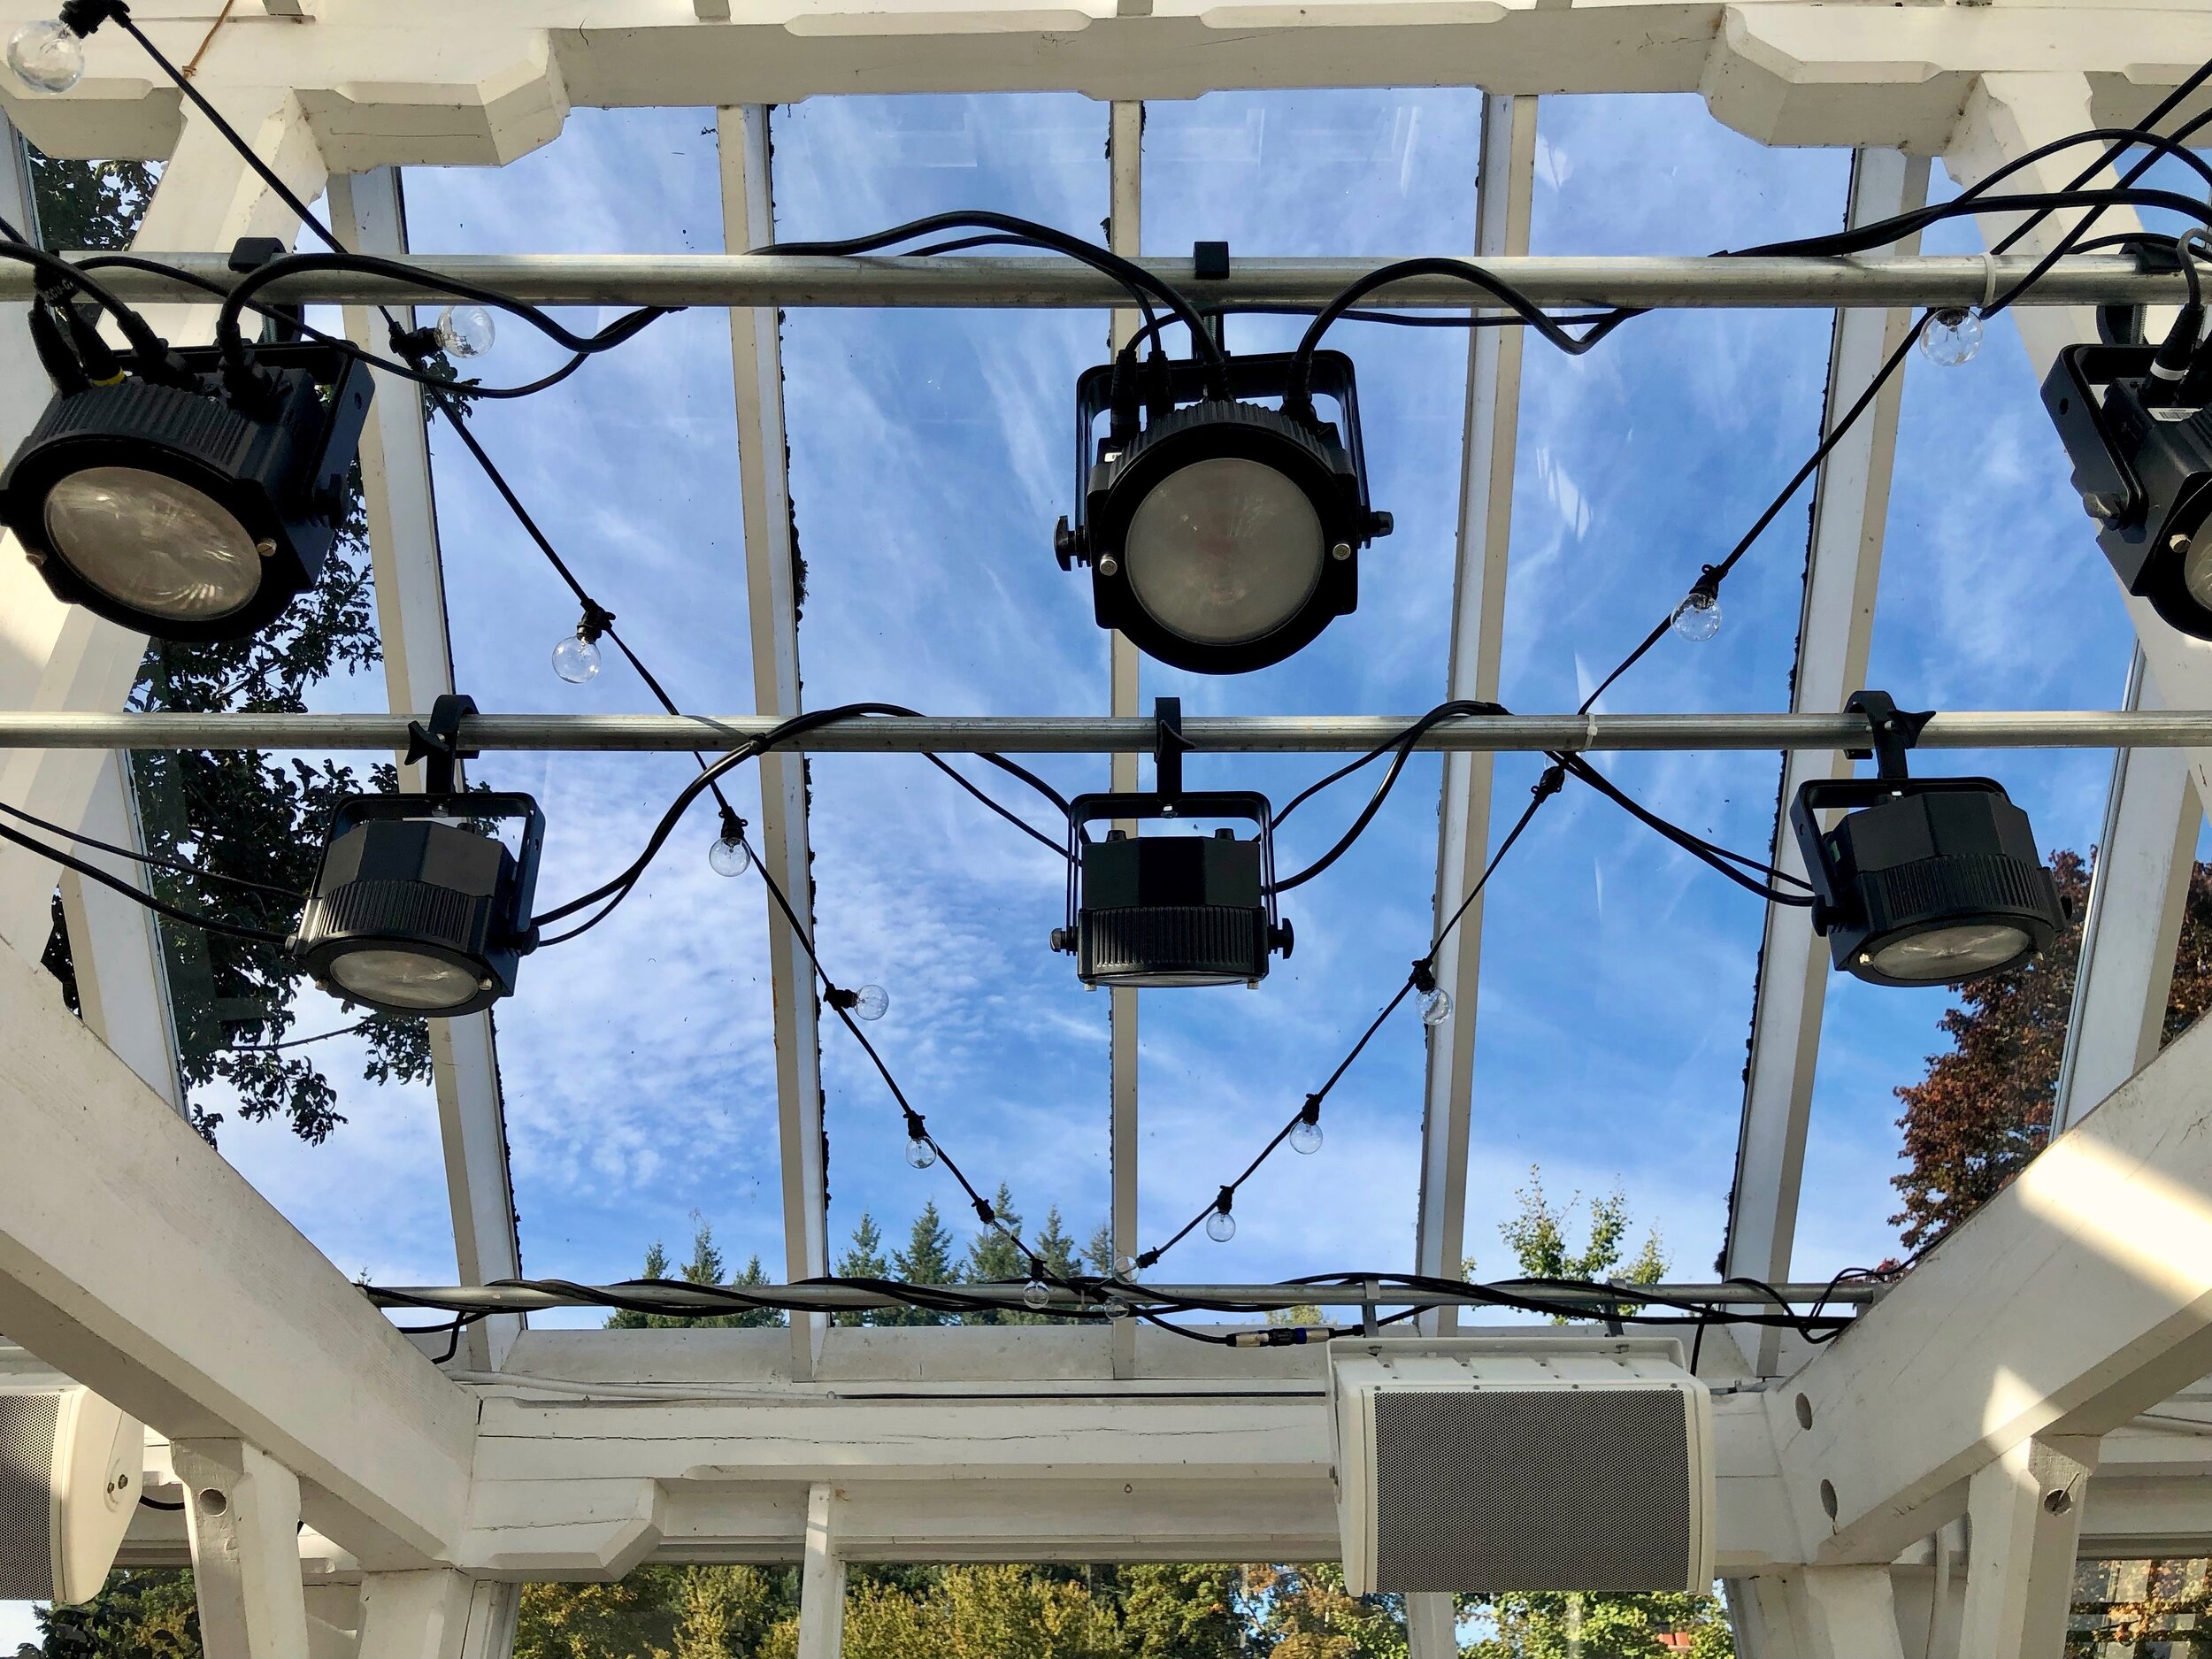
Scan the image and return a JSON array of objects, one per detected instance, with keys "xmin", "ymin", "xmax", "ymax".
[
  {"xmin": 718, "ymin": 104, "xmax": 832, "ymax": 1383},
  {"xmin": 329, "ymin": 165, "xmax": 526, "ymax": 1375},
  {"xmin": 1412, "ymin": 91, "xmax": 1535, "ymax": 1340},
  {"xmin": 1723, "ymin": 146, "xmax": 1926, "ymax": 1375}
]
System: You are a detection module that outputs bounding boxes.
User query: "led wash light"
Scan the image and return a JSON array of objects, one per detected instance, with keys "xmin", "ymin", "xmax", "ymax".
[
  {"xmin": 1793, "ymin": 693, "xmax": 2063, "ymax": 988},
  {"xmin": 1055, "ymin": 349, "xmax": 1389, "ymax": 674},
  {"xmin": 290, "ymin": 699, "xmax": 545, "ymax": 1018},
  {"xmin": 0, "ymin": 340, "xmax": 373, "ymax": 642}
]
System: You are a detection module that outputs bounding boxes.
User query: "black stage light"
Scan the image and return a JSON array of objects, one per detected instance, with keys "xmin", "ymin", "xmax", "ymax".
[
  {"xmin": 2044, "ymin": 326, "xmax": 2212, "ymax": 639},
  {"xmin": 1792, "ymin": 693, "xmax": 2063, "ymax": 988},
  {"xmin": 1051, "ymin": 790, "xmax": 1293, "ymax": 987},
  {"xmin": 1054, "ymin": 349, "xmax": 1390, "ymax": 674},
  {"xmin": 0, "ymin": 341, "xmax": 373, "ymax": 641},
  {"xmin": 289, "ymin": 699, "xmax": 544, "ymax": 1018}
]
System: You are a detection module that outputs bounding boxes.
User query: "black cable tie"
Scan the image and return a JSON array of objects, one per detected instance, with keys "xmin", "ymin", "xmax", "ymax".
[
  {"xmin": 578, "ymin": 600, "xmax": 616, "ymax": 642},
  {"xmin": 973, "ymin": 1197, "xmax": 996, "ymax": 1227},
  {"xmin": 1215, "ymin": 1186, "xmax": 1234, "ymax": 1216},
  {"xmin": 1298, "ymin": 1093, "xmax": 1321, "ymax": 1126},
  {"xmin": 1409, "ymin": 957, "xmax": 1438, "ymax": 995},
  {"xmin": 902, "ymin": 1110, "xmax": 928, "ymax": 1140},
  {"xmin": 824, "ymin": 985, "xmax": 857, "ymax": 1011},
  {"xmin": 1135, "ymin": 1248, "xmax": 1159, "ymax": 1270},
  {"xmin": 1534, "ymin": 762, "xmax": 1568, "ymax": 801}
]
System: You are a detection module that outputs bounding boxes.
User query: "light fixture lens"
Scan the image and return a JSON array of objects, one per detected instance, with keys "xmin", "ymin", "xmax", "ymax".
[
  {"xmin": 1205, "ymin": 1207, "xmax": 1237, "ymax": 1243},
  {"xmin": 436, "ymin": 304, "xmax": 496, "ymax": 359},
  {"xmin": 1671, "ymin": 590, "xmax": 1722, "ymax": 643},
  {"xmin": 8, "ymin": 19, "xmax": 83, "ymax": 94},
  {"xmin": 1122, "ymin": 457, "xmax": 1325, "ymax": 646},
  {"xmin": 1920, "ymin": 309, "xmax": 1984, "ymax": 367},
  {"xmin": 327, "ymin": 947, "xmax": 483, "ymax": 1012},
  {"xmin": 708, "ymin": 834, "xmax": 752, "ymax": 878},
  {"xmin": 551, "ymin": 632, "xmax": 602, "ymax": 684},
  {"xmin": 903, "ymin": 1133, "xmax": 937, "ymax": 1170},
  {"xmin": 1289, "ymin": 1118, "xmax": 1324, "ymax": 1155},
  {"xmin": 43, "ymin": 465, "xmax": 262, "ymax": 622},
  {"xmin": 2181, "ymin": 523, "xmax": 2212, "ymax": 616},
  {"xmin": 1867, "ymin": 922, "xmax": 2033, "ymax": 984},
  {"xmin": 852, "ymin": 983, "xmax": 889, "ymax": 1021}
]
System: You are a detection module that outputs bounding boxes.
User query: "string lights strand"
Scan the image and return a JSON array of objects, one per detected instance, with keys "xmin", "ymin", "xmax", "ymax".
[
  {"xmin": 0, "ymin": 817, "xmax": 288, "ymax": 945},
  {"xmin": 0, "ymin": 795, "xmax": 305, "ymax": 901},
  {"xmin": 1133, "ymin": 758, "xmax": 1567, "ymax": 1272}
]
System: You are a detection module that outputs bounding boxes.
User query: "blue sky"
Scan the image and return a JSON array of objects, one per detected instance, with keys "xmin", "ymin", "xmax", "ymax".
[{"xmin": 165, "ymin": 93, "xmax": 2165, "ymax": 1317}]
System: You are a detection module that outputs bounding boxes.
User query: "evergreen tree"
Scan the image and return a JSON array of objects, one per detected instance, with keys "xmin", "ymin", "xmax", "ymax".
[
  {"xmin": 962, "ymin": 1185, "xmax": 1027, "ymax": 1325},
  {"xmin": 605, "ymin": 1223, "xmax": 783, "ymax": 1330},
  {"xmin": 834, "ymin": 1211, "xmax": 891, "ymax": 1326},
  {"xmin": 1083, "ymin": 1222, "xmax": 1117, "ymax": 1277},
  {"xmin": 882, "ymin": 1202, "xmax": 957, "ymax": 1326}
]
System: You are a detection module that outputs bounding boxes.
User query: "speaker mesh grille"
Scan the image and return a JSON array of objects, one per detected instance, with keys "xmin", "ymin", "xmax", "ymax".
[
  {"xmin": 0, "ymin": 1395, "xmax": 57, "ymax": 1600},
  {"xmin": 1371, "ymin": 1388, "xmax": 1690, "ymax": 1592}
]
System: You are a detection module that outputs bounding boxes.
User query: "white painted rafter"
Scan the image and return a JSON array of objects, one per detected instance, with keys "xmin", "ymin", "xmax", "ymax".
[{"xmin": 1723, "ymin": 147, "xmax": 1926, "ymax": 1374}]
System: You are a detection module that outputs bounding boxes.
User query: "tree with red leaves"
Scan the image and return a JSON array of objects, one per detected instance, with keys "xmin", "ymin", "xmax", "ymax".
[{"xmin": 1892, "ymin": 849, "xmax": 2212, "ymax": 1252}]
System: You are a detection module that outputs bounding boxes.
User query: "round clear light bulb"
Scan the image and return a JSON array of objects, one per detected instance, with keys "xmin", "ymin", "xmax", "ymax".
[
  {"xmin": 709, "ymin": 833, "xmax": 751, "ymax": 878},
  {"xmin": 1022, "ymin": 1279, "xmax": 1052, "ymax": 1311},
  {"xmin": 1113, "ymin": 1255, "xmax": 1139, "ymax": 1279},
  {"xmin": 551, "ymin": 631, "xmax": 602, "ymax": 684},
  {"xmin": 1920, "ymin": 308, "xmax": 1984, "ymax": 367},
  {"xmin": 1289, "ymin": 1117, "xmax": 1324, "ymax": 1155},
  {"xmin": 1419, "ymin": 986, "xmax": 1453, "ymax": 1027},
  {"xmin": 852, "ymin": 984, "xmax": 889, "ymax": 1021},
  {"xmin": 1671, "ymin": 589, "xmax": 1723, "ymax": 643},
  {"xmin": 436, "ymin": 303, "xmax": 496, "ymax": 359},
  {"xmin": 1205, "ymin": 1208, "xmax": 1237, "ymax": 1243},
  {"xmin": 903, "ymin": 1133, "xmax": 937, "ymax": 1170},
  {"xmin": 9, "ymin": 20, "xmax": 84, "ymax": 95}
]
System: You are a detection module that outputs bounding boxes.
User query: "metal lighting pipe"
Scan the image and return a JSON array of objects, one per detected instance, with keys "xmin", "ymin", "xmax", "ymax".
[
  {"xmin": 4, "ymin": 709, "xmax": 2212, "ymax": 756},
  {"xmin": 5, "ymin": 252, "xmax": 2179, "ymax": 311},
  {"xmin": 366, "ymin": 1279, "xmax": 1887, "ymax": 1314}
]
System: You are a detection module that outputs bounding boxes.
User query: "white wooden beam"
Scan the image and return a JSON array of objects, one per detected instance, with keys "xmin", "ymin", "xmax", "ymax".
[
  {"xmin": 1956, "ymin": 1435, "xmax": 2097, "ymax": 1659},
  {"xmin": 718, "ymin": 104, "xmax": 829, "ymax": 1381},
  {"xmin": 1413, "ymin": 92, "xmax": 1534, "ymax": 1331},
  {"xmin": 1405, "ymin": 1592, "xmax": 1457, "ymax": 1659},
  {"xmin": 1731, "ymin": 1565, "xmax": 1908, "ymax": 1659},
  {"xmin": 173, "ymin": 1439, "xmax": 314, "ymax": 1659},
  {"xmin": 2055, "ymin": 647, "xmax": 2200, "ymax": 1133},
  {"xmin": 328, "ymin": 165, "xmax": 525, "ymax": 1372},
  {"xmin": 0, "ymin": 941, "xmax": 477, "ymax": 1566},
  {"xmin": 0, "ymin": 90, "xmax": 328, "ymax": 959},
  {"xmin": 797, "ymin": 1483, "xmax": 845, "ymax": 1659},
  {"xmin": 1772, "ymin": 1010, "xmax": 2212, "ymax": 1567},
  {"xmin": 6, "ymin": 3, "xmax": 2211, "ymax": 165},
  {"xmin": 1108, "ymin": 96, "xmax": 1142, "ymax": 1381},
  {"xmin": 1724, "ymin": 148, "xmax": 1927, "ymax": 1374}
]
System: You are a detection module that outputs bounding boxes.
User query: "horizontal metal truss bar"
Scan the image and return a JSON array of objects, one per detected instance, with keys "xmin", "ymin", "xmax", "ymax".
[
  {"xmin": 12, "ymin": 252, "xmax": 2177, "ymax": 311},
  {"xmin": 6, "ymin": 709, "xmax": 2212, "ymax": 755},
  {"xmin": 370, "ymin": 1279, "xmax": 1884, "ymax": 1313}
]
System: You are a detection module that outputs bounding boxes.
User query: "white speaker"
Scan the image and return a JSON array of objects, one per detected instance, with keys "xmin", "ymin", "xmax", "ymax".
[
  {"xmin": 1329, "ymin": 1336, "xmax": 1714, "ymax": 1595},
  {"xmin": 0, "ymin": 1386, "xmax": 146, "ymax": 1603}
]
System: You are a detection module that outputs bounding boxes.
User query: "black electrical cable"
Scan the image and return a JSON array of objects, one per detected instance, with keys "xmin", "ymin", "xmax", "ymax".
[
  {"xmin": 1554, "ymin": 750, "xmax": 1816, "ymax": 905},
  {"xmin": 1133, "ymin": 759, "xmax": 1566, "ymax": 1271},
  {"xmin": 764, "ymin": 211, "xmax": 1229, "ymax": 396},
  {"xmin": 224, "ymin": 1019, "xmax": 374, "ymax": 1054},
  {"xmin": 136, "ymin": 1495, "xmax": 185, "ymax": 1512},
  {"xmin": 0, "ymin": 795, "xmax": 306, "ymax": 902},
  {"xmin": 0, "ymin": 817, "xmax": 288, "ymax": 945}
]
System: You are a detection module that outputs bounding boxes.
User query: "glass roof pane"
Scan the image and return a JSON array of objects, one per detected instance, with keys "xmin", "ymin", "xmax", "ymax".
[
  {"xmin": 403, "ymin": 109, "xmax": 785, "ymax": 1302},
  {"xmin": 1464, "ymin": 95, "xmax": 1848, "ymax": 1285}
]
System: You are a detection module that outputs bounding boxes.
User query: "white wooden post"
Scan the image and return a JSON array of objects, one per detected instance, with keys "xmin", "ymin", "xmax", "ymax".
[
  {"xmin": 1732, "ymin": 1565, "xmax": 1907, "ymax": 1659},
  {"xmin": 796, "ymin": 1482, "xmax": 846, "ymax": 1659},
  {"xmin": 1957, "ymin": 1435, "xmax": 2098, "ymax": 1659},
  {"xmin": 172, "ymin": 1439, "xmax": 313, "ymax": 1659},
  {"xmin": 357, "ymin": 1569, "xmax": 518, "ymax": 1659}
]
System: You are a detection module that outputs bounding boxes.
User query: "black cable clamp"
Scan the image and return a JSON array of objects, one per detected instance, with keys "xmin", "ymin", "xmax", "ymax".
[
  {"xmin": 1409, "ymin": 957, "xmax": 1440, "ymax": 996},
  {"xmin": 1154, "ymin": 695, "xmax": 1192, "ymax": 799},
  {"xmin": 1297, "ymin": 1093, "xmax": 1322, "ymax": 1129},
  {"xmin": 58, "ymin": 0, "xmax": 126, "ymax": 36},
  {"xmin": 578, "ymin": 599, "xmax": 616, "ymax": 642},
  {"xmin": 1193, "ymin": 241, "xmax": 1231, "ymax": 281},
  {"xmin": 404, "ymin": 692, "xmax": 480, "ymax": 795},
  {"xmin": 1844, "ymin": 689, "xmax": 1933, "ymax": 781}
]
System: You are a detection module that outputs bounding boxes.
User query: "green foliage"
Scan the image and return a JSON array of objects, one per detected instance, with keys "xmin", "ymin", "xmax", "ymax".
[
  {"xmin": 879, "ymin": 1201, "xmax": 959, "ymax": 1326},
  {"xmin": 26, "ymin": 146, "xmax": 423, "ymax": 1145},
  {"xmin": 1467, "ymin": 1591, "xmax": 1733, "ymax": 1658},
  {"xmin": 31, "ymin": 1569, "xmax": 198, "ymax": 1657},
  {"xmin": 608, "ymin": 1221, "xmax": 784, "ymax": 1329},
  {"xmin": 833, "ymin": 1211, "xmax": 891, "ymax": 1325}
]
